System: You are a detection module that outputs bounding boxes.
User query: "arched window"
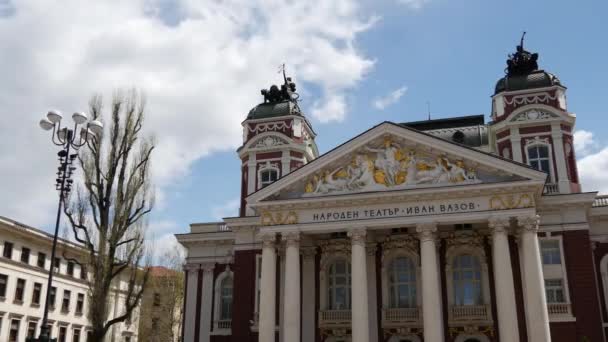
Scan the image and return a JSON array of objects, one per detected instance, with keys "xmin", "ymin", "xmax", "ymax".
[
  {"xmin": 527, "ymin": 144, "xmax": 551, "ymax": 175},
  {"xmin": 328, "ymin": 259, "xmax": 351, "ymax": 310},
  {"xmin": 219, "ymin": 275, "xmax": 233, "ymax": 320},
  {"xmin": 260, "ymin": 169, "xmax": 278, "ymax": 187},
  {"xmin": 452, "ymin": 254, "xmax": 482, "ymax": 306},
  {"xmin": 388, "ymin": 257, "xmax": 417, "ymax": 308}
]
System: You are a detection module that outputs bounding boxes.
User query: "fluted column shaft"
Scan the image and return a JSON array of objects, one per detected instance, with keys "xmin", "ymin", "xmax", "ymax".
[
  {"xmin": 259, "ymin": 234, "xmax": 277, "ymax": 342},
  {"xmin": 283, "ymin": 232, "xmax": 301, "ymax": 342},
  {"xmin": 518, "ymin": 215, "xmax": 551, "ymax": 342},
  {"xmin": 200, "ymin": 263, "xmax": 215, "ymax": 342},
  {"xmin": 183, "ymin": 264, "xmax": 200, "ymax": 342},
  {"xmin": 349, "ymin": 229, "xmax": 370, "ymax": 342},
  {"xmin": 489, "ymin": 217, "xmax": 519, "ymax": 342},
  {"xmin": 417, "ymin": 223, "xmax": 444, "ymax": 342}
]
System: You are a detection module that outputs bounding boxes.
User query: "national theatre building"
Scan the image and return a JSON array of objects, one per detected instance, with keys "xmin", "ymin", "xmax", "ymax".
[{"xmin": 176, "ymin": 41, "xmax": 608, "ymax": 342}]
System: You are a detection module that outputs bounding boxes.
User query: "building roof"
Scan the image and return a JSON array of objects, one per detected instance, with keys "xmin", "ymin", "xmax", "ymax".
[
  {"xmin": 246, "ymin": 100, "xmax": 303, "ymax": 120},
  {"xmin": 401, "ymin": 114, "xmax": 485, "ymax": 131},
  {"xmin": 400, "ymin": 115, "xmax": 488, "ymax": 148},
  {"xmin": 495, "ymin": 70, "xmax": 562, "ymax": 94}
]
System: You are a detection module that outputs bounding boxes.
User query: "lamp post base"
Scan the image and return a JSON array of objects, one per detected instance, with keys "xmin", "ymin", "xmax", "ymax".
[{"xmin": 27, "ymin": 327, "xmax": 57, "ymax": 342}]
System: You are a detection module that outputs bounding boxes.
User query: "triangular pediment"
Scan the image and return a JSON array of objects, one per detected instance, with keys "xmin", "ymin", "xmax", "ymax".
[{"xmin": 248, "ymin": 122, "xmax": 547, "ymax": 203}]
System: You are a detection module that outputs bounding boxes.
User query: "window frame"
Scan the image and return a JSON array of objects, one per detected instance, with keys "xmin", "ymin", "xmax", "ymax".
[
  {"xmin": 3, "ymin": 241, "xmax": 13, "ymax": 259},
  {"xmin": 545, "ymin": 279, "xmax": 566, "ymax": 303},
  {"xmin": 524, "ymin": 137, "xmax": 555, "ymax": 183},
  {"xmin": 387, "ymin": 256, "xmax": 417, "ymax": 309},
  {"xmin": 257, "ymin": 161, "xmax": 280, "ymax": 189},
  {"xmin": 14, "ymin": 278, "xmax": 26, "ymax": 303},
  {"xmin": 32, "ymin": 282, "xmax": 42, "ymax": 306},
  {"xmin": 452, "ymin": 254, "xmax": 483, "ymax": 306},
  {"xmin": 0, "ymin": 273, "xmax": 8, "ymax": 298},
  {"xmin": 37, "ymin": 252, "xmax": 46, "ymax": 269},
  {"xmin": 9, "ymin": 318, "xmax": 20, "ymax": 342},
  {"xmin": 20, "ymin": 247, "xmax": 30, "ymax": 264},
  {"xmin": 326, "ymin": 258, "xmax": 352, "ymax": 310},
  {"xmin": 62, "ymin": 289, "xmax": 71, "ymax": 313},
  {"xmin": 212, "ymin": 266, "xmax": 234, "ymax": 333}
]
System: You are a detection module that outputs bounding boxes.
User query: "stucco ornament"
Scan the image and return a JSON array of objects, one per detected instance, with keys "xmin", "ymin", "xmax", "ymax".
[{"xmin": 304, "ymin": 136, "xmax": 478, "ymax": 195}]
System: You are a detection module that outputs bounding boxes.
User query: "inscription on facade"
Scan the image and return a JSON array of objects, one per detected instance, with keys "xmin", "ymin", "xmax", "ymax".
[{"xmin": 310, "ymin": 201, "xmax": 480, "ymax": 223}]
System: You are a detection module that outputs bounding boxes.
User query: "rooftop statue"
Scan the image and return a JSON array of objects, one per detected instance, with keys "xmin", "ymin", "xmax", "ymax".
[
  {"xmin": 261, "ymin": 64, "xmax": 299, "ymax": 103},
  {"xmin": 506, "ymin": 32, "xmax": 539, "ymax": 76}
]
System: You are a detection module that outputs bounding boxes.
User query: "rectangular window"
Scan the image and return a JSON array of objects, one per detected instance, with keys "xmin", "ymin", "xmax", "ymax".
[
  {"xmin": 0, "ymin": 273, "xmax": 7, "ymax": 297},
  {"xmin": 54, "ymin": 257, "xmax": 61, "ymax": 273},
  {"xmin": 153, "ymin": 292, "xmax": 161, "ymax": 306},
  {"xmin": 50, "ymin": 286, "xmax": 57, "ymax": 309},
  {"xmin": 67, "ymin": 261, "xmax": 75, "ymax": 276},
  {"xmin": 62, "ymin": 290, "xmax": 71, "ymax": 312},
  {"xmin": 3, "ymin": 241, "xmax": 13, "ymax": 259},
  {"xmin": 15, "ymin": 278, "xmax": 26, "ymax": 302},
  {"xmin": 76, "ymin": 293, "xmax": 85, "ymax": 314},
  {"xmin": 37, "ymin": 252, "xmax": 46, "ymax": 268},
  {"xmin": 73, "ymin": 328, "xmax": 81, "ymax": 342},
  {"xmin": 80, "ymin": 265, "xmax": 87, "ymax": 280},
  {"xmin": 32, "ymin": 282, "xmax": 42, "ymax": 305},
  {"xmin": 9, "ymin": 319, "xmax": 20, "ymax": 342},
  {"xmin": 540, "ymin": 240, "xmax": 562, "ymax": 265},
  {"xmin": 59, "ymin": 326, "xmax": 67, "ymax": 342},
  {"xmin": 21, "ymin": 247, "xmax": 30, "ymax": 264},
  {"xmin": 545, "ymin": 279, "xmax": 565, "ymax": 303},
  {"xmin": 27, "ymin": 321, "xmax": 37, "ymax": 338}
]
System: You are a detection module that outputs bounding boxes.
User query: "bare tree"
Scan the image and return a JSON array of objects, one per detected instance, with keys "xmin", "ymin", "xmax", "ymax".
[{"xmin": 64, "ymin": 90, "xmax": 154, "ymax": 342}]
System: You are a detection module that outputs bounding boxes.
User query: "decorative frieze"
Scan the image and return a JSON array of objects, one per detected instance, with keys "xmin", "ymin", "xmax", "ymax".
[
  {"xmin": 489, "ymin": 193, "xmax": 534, "ymax": 210},
  {"xmin": 444, "ymin": 231, "xmax": 485, "ymax": 249},
  {"xmin": 260, "ymin": 210, "xmax": 298, "ymax": 226},
  {"xmin": 382, "ymin": 234, "xmax": 418, "ymax": 256}
]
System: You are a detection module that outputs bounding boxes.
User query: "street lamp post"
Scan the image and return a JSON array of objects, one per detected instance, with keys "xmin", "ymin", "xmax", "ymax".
[{"xmin": 27, "ymin": 111, "xmax": 103, "ymax": 342}]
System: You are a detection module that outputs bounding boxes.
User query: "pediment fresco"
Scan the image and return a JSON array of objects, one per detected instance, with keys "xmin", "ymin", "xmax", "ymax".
[{"xmin": 262, "ymin": 133, "xmax": 529, "ymax": 201}]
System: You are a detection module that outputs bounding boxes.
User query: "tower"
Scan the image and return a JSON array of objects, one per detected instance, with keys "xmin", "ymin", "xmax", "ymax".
[
  {"xmin": 237, "ymin": 73, "xmax": 319, "ymax": 216},
  {"xmin": 490, "ymin": 34, "xmax": 579, "ymax": 194}
]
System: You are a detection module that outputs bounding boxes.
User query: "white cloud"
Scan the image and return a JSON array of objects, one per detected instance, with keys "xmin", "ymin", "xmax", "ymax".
[
  {"xmin": 373, "ymin": 86, "xmax": 407, "ymax": 110},
  {"xmin": 574, "ymin": 130, "xmax": 596, "ymax": 157},
  {"xmin": 578, "ymin": 147, "xmax": 608, "ymax": 194},
  {"xmin": 396, "ymin": 0, "xmax": 429, "ymax": 9},
  {"xmin": 211, "ymin": 198, "xmax": 240, "ymax": 220},
  {"xmin": 0, "ymin": 0, "xmax": 375, "ymax": 228}
]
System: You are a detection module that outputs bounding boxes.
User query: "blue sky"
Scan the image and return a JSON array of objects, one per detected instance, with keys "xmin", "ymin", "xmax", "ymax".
[{"xmin": 1, "ymin": 0, "xmax": 607, "ymax": 255}]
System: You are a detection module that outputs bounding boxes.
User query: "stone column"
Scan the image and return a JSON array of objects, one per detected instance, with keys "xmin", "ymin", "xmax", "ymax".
[
  {"xmin": 200, "ymin": 262, "xmax": 215, "ymax": 342},
  {"xmin": 301, "ymin": 247, "xmax": 317, "ymax": 342},
  {"xmin": 366, "ymin": 243, "xmax": 378, "ymax": 342},
  {"xmin": 183, "ymin": 264, "xmax": 200, "ymax": 342},
  {"xmin": 348, "ymin": 228, "xmax": 370, "ymax": 342},
  {"xmin": 518, "ymin": 215, "xmax": 551, "ymax": 342},
  {"xmin": 259, "ymin": 233, "xmax": 277, "ymax": 342},
  {"xmin": 551, "ymin": 122, "xmax": 571, "ymax": 193},
  {"xmin": 488, "ymin": 216, "xmax": 519, "ymax": 342},
  {"xmin": 283, "ymin": 232, "xmax": 301, "ymax": 342},
  {"xmin": 416, "ymin": 222, "xmax": 444, "ymax": 342}
]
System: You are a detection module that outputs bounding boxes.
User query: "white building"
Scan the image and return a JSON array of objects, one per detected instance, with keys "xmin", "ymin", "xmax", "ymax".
[{"xmin": 0, "ymin": 216, "xmax": 139, "ymax": 342}]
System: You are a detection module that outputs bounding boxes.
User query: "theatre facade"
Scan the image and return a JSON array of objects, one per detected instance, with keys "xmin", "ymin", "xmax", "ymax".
[{"xmin": 176, "ymin": 42, "xmax": 608, "ymax": 342}]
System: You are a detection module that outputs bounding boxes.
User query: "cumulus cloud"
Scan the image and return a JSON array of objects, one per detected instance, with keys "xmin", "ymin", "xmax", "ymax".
[
  {"xmin": 574, "ymin": 130, "xmax": 596, "ymax": 157},
  {"xmin": 397, "ymin": 0, "xmax": 430, "ymax": 9},
  {"xmin": 0, "ymin": 0, "xmax": 375, "ymax": 228},
  {"xmin": 373, "ymin": 86, "xmax": 408, "ymax": 110},
  {"xmin": 573, "ymin": 129, "xmax": 608, "ymax": 194}
]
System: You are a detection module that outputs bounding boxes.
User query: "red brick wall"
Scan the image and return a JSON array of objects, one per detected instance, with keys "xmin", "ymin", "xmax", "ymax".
[
  {"xmin": 231, "ymin": 250, "xmax": 258, "ymax": 342},
  {"xmin": 550, "ymin": 322, "xmax": 578, "ymax": 342},
  {"xmin": 562, "ymin": 230, "xmax": 604, "ymax": 341}
]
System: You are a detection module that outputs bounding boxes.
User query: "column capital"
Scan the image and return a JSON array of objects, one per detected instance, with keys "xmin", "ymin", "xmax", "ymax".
[
  {"xmin": 301, "ymin": 246, "xmax": 317, "ymax": 259},
  {"xmin": 488, "ymin": 216, "xmax": 511, "ymax": 234},
  {"xmin": 348, "ymin": 228, "xmax": 367, "ymax": 246},
  {"xmin": 260, "ymin": 232, "xmax": 277, "ymax": 248},
  {"xmin": 282, "ymin": 231, "xmax": 301, "ymax": 248},
  {"xmin": 517, "ymin": 215, "xmax": 540, "ymax": 232},
  {"xmin": 200, "ymin": 262, "xmax": 216, "ymax": 273},
  {"xmin": 183, "ymin": 263, "xmax": 200, "ymax": 272},
  {"xmin": 416, "ymin": 222, "xmax": 438, "ymax": 242}
]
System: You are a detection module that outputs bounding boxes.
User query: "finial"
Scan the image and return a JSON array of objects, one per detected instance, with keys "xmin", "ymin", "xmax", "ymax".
[{"xmin": 520, "ymin": 31, "xmax": 526, "ymax": 50}]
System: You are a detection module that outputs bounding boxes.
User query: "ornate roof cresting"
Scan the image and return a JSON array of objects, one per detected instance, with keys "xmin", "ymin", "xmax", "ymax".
[{"xmin": 505, "ymin": 32, "xmax": 539, "ymax": 76}]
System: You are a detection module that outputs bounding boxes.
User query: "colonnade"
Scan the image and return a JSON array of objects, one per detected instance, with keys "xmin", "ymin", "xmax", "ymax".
[{"xmin": 257, "ymin": 214, "xmax": 551, "ymax": 342}]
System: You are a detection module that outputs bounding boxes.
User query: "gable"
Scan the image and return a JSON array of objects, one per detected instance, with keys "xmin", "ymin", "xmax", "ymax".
[{"xmin": 248, "ymin": 122, "xmax": 547, "ymax": 203}]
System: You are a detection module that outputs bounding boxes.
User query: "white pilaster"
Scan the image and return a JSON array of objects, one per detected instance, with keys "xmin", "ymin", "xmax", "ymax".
[
  {"xmin": 416, "ymin": 222, "xmax": 444, "ymax": 342},
  {"xmin": 551, "ymin": 123, "xmax": 570, "ymax": 193},
  {"xmin": 301, "ymin": 247, "xmax": 317, "ymax": 342},
  {"xmin": 247, "ymin": 153, "xmax": 257, "ymax": 195},
  {"xmin": 183, "ymin": 264, "xmax": 200, "ymax": 342},
  {"xmin": 283, "ymin": 232, "xmax": 301, "ymax": 342},
  {"xmin": 518, "ymin": 215, "xmax": 551, "ymax": 342},
  {"xmin": 488, "ymin": 217, "xmax": 519, "ymax": 342},
  {"xmin": 366, "ymin": 243, "xmax": 378, "ymax": 342},
  {"xmin": 259, "ymin": 233, "xmax": 277, "ymax": 342},
  {"xmin": 510, "ymin": 127, "xmax": 523, "ymax": 163},
  {"xmin": 200, "ymin": 263, "xmax": 215, "ymax": 342},
  {"xmin": 281, "ymin": 150, "xmax": 291, "ymax": 176},
  {"xmin": 349, "ymin": 229, "xmax": 370, "ymax": 342}
]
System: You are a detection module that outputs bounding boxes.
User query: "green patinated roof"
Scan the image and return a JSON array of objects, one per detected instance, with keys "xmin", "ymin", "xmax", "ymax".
[
  {"xmin": 246, "ymin": 100, "xmax": 302, "ymax": 120},
  {"xmin": 495, "ymin": 70, "xmax": 562, "ymax": 94}
]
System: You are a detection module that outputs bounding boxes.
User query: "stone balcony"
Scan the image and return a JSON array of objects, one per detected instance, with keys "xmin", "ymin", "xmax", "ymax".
[
  {"xmin": 543, "ymin": 183, "xmax": 559, "ymax": 194},
  {"xmin": 319, "ymin": 310, "xmax": 351, "ymax": 327},
  {"xmin": 381, "ymin": 307, "xmax": 421, "ymax": 327},
  {"xmin": 449, "ymin": 305, "xmax": 492, "ymax": 324},
  {"xmin": 548, "ymin": 303, "xmax": 573, "ymax": 321}
]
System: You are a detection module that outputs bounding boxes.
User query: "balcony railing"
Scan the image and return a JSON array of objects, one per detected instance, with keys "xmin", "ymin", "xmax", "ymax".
[
  {"xmin": 319, "ymin": 310, "xmax": 351, "ymax": 326},
  {"xmin": 450, "ymin": 305, "xmax": 490, "ymax": 321},
  {"xmin": 215, "ymin": 320, "xmax": 232, "ymax": 330},
  {"xmin": 548, "ymin": 303, "xmax": 571, "ymax": 316},
  {"xmin": 593, "ymin": 195, "xmax": 608, "ymax": 207},
  {"xmin": 543, "ymin": 183, "xmax": 559, "ymax": 194},
  {"xmin": 382, "ymin": 307, "xmax": 420, "ymax": 323}
]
